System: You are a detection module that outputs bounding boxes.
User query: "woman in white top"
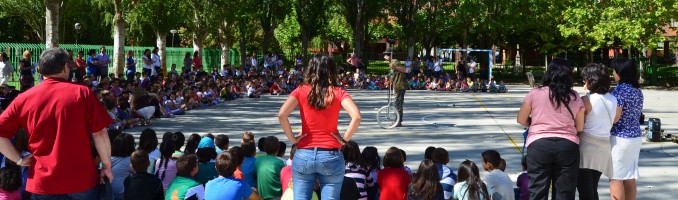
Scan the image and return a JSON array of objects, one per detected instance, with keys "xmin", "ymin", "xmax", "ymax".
[
  {"xmin": 433, "ymin": 57, "xmax": 443, "ymax": 77},
  {"xmin": 577, "ymin": 63, "xmax": 622, "ymax": 200},
  {"xmin": 0, "ymin": 52, "xmax": 13, "ymax": 85}
]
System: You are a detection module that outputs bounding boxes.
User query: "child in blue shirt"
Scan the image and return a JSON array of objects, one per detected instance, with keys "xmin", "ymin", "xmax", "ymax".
[{"xmin": 205, "ymin": 151, "xmax": 261, "ymax": 200}]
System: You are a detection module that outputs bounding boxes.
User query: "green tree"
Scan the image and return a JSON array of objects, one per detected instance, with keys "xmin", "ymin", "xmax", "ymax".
[
  {"xmin": 275, "ymin": 9, "xmax": 303, "ymax": 57},
  {"xmin": 0, "ymin": 0, "xmax": 45, "ymax": 42},
  {"xmin": 295, "ymin": 0, "xmax": 328, "ymax": 58},
  {"xmin": 388, "ymin": 0, "xmax": 419, "ymax": 57},
  {"xmin": 97, "ymin": 0, "xmax": 140, "ymax": 77},
  {"xmin": 340, "ymin": 0, "xmax": 384, "ymax": 59},
  {"xmin": 257, "ymin": 0, "xmax": 291, "ymax": 53},
  {"xmin": 129, "ymin": 0, "xmax": 185, "ymax": 74}
]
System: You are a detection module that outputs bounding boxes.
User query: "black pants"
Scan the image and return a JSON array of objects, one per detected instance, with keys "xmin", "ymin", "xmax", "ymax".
[
  {"xmin": 577, "ymin": 168, "xmax": 602, "ymax": 200},
  {"xmin": 394, "ymin": 89, "xmax": 405, "ymax": 124},
  {"xmin": 527, "ymin": 137, "xmax": 579, "ymax": 200}
]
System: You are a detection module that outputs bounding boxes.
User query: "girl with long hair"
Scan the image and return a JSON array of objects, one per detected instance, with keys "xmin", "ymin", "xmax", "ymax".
[
  {"xmin": 454, "ymin": 160, "xmax": 490, "ymax": 200},
  {"xmin": 155, "ymin": 138, "xmax": 178, "ymax": 192},
  {"xmin": 278, "ymin": 54, "xmax": 362, "ymax": 200},
  {"xmin": 517, "ymin": 58, "xmax": 584, "ymax": 200},
  {"xmin": 342, "ymin": 141, "xmax": 374, "ymax": 200},
  {"xmin": 408, "ymin": 159, "xmax": 444, "ymax": 200},
  {"xmin": 362, "ymin": 146, "xmax": 381, "ymax": 200}
]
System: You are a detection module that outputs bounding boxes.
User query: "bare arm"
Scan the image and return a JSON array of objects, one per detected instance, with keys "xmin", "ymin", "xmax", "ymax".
[
  {"xmin": 0, "ymin": 137, "xmax": 31, "ymax": 166},
  {"xmin": 278, "ymin": 96, "xmax": 305, "ymax": 144},
  {"xmin": 582, "ymin": 96, "xmax": 592, "ymax": 116},
  {"xmin": 340, "ymin": 98, "xmax": 361, "ymax": 141},
  {"xmin": 92, "ymin": 128, "xmax": 113, "ymax": 183},
  {"xmin": 575, "ymin": 109, "xmax": 585, "ymax": 133},
  {"xmin": 516, "ymin": 102, "xmax": 532, "ymax": 127}
]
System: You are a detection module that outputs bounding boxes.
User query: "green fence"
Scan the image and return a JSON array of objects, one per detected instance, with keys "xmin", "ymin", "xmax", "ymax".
[{"xmin": 0, "ymin": 43, "xmax": 222, "ymax": 88}]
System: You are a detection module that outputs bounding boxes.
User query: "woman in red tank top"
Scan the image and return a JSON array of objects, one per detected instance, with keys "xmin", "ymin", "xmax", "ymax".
[{"xmin": 278, "ymin": 54, "xmax": 361, "ymax": 199}]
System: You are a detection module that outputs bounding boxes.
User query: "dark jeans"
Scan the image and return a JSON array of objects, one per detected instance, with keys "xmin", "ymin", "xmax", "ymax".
[
  {"xmin": 577, "ymin": 168, "xmax": 602, "ymax": 200},
  {"xmin": 394, "ymin": 89, "xmax": 406, "ymax": 124},
  {"xmin": 32, "ymin": 186, "xmax": 99, "ymax": 200},
  {"xmin": 527, "ymin": 137, "xmax": 579, "ymax": 200}
]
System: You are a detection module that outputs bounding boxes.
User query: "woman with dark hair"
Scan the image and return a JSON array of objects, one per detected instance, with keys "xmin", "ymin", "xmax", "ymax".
[
  {"xmin": 111, "ymin": 133, "xmax": 136, "ymax": 200},
  {"xmin": 86, "ymin": 49, "xmax": 100, "ymax": 78},
  {"xmin": 183, "ymin": 52, "xmax": 192, "ymax": 73},
  {"xmin": 142, "ymin": 49, "xmax": 153, "ymax": 77},
  {"xmin": 362, "ymin": 146, "xmax": 381, "ymax": 200},
  {"xmin": 377, "ymin": 147, "xmax": 410, "ymax": 200},
  {"xmin": 155, "ymin": 136, "xmax": 178, "ymax": 192},
  {"xmin": 342, "ymin": 141, "xmax": 374, "ymax": 200},
  {"xmin": 193, "ymin": 51, "xmax": 202, "ymax": 72},
  {"xmin": 576, "ymin": 63, "xmax": 621, "ymax": 200},
  {"xmin": 408, "ymin": 159, "xmax": 444, "ymax": 200},
  {"xmin": 138, "ymin": 128, "xmax": 160, "ymax": 173},
  {"xmin": 609, "ymin": 58, "xmax": 643, "ymax": 200},
  {"xmin": 453, "ymin": 160, "xmax": 490, "ymax": 200},
  {"xmin": 517, "ymin": 58, "xmax": 584, "ymax": 200},
  {"xmin": 0, "ymin": 52, "xmax": 13, "ymax": 85},
  {"xmin": 278, "ymin": 54, "xmax": 362, "ymax": 199}
]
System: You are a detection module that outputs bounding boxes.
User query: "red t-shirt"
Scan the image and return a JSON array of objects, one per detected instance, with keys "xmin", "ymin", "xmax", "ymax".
[
  {"xmin": 76, "ymin": 58, "xmax": 86, "ymax": 73},
  {"xmin": 290, "ymin": 85, "xmax": 351, "ymax": 149},
  {"xmin": 234, "ymin": 166, "xmax": 244, "ymax": 180},
  {"xmin": 280, "ymin": 166, "xmax": 292, "ymax": 193},
  {"xmin": 193, "ymin": 56, "xmax": 202, "ymax": 68},
  {"xmin": 0, "ymin": 78, "xmax": 113, "ymax": 194},
  {"xmin": 377, "ymin": 168, "xmax": 411, "ymax": 200}
]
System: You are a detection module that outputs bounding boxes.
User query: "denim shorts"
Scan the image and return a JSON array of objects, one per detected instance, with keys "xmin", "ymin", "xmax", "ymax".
[{"xmin": 292, "ymin": 148, "xmax": 345, "ymax": 200}]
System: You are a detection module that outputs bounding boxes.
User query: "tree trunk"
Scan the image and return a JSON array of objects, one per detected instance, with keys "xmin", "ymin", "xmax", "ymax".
[
  {"xmin": 239, "ymin": 36, "xmax": 247, "ymax": 66},
  {"xmin": 156, "ymin": 32, "xmax": 167, "ymax": 76},
  {"xmin": 407, "ymin": 36, "xmax": 415, "ymax": 58},
  {"xmin": 220, "ymin": 42, "xmax": 230, "ymax": 68},
  {"xmin": 262, "ymin": 29, "xmax": 274, "ymax": 54},
  {"xmin": 193, "ymin": 33, "xmax": 205, "ymax": 59},
  {"xmin": 45, "ymin": 0, "xmax": 62, "ymax": 48},
  {"xmin": 113, "ymin": 13, "xmax": 126, "ymax": 78},
  {"xmin": 301, "ymin": 31, "xmax": 310, "ymax": 60},
  {"xmin": 352, "ymin": 22, "xmax": 364, "ymax": 58}
]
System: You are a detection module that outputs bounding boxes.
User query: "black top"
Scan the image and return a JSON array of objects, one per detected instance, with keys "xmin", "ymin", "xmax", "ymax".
[
  {"xmin": 341, "ymin": 177, "xmax": 361, "ymax": 200},
  {"xmin": 20, "ymin": 59, "xmax": 32, "ymax": 76},
  {"xmin": 123, "ymin": 172, "xmax": 165, "ymax": 200}
]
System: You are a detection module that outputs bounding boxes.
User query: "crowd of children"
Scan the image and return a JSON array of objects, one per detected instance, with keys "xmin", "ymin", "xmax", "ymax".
[{"xmin": 340, "ymin": 71, "xmax": 508, "ymax": 93}]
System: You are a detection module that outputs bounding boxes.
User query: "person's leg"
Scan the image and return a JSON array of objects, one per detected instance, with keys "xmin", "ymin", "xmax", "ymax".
[
  {"xmin": 578, "ymin": 168, "xmax": 596, "ymax": 200},
  {"xmin": 527, "ymin": 138, "xmax": 555, "ymax": 200},
  {"xmin": 610, "ymin": 180, "xmax": 625, "ymax": 200},
  {"xmin": 316, "ymin": 150, "xmax": 345, "ymax": 200},
  {"xmin": 293, "ymin": 149, "xmax": 318, "ymax": 200},
  {"xmin": 623, "ymin": 180, "xmax": 637, "ymax": 200},
  {"xmin": 394, "ymin": 89, "xmax": 406, "ymax": 126},
  {"xmin": 591, "ymin": 170, "xmax": 602, "ymax": 200},
  {"xmin": 554, "ymin": 138, "xmax": 580, "ymax": 200}
]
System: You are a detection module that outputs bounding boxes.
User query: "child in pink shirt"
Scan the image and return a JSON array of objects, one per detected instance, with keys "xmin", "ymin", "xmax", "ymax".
[{"xmin": 0, "ymin": 165, "xmax": 22, "ymax": 200}]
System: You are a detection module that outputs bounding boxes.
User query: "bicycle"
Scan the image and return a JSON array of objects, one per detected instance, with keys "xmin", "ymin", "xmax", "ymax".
[{"xmin": 376, "ymin": 72, "xmax": 400, "ymax": 129}]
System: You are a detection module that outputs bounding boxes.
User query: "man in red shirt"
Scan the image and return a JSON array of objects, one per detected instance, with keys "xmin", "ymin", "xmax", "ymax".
[{"xmin": 0, "ymin": 48, "xmax": 114, "ymax": 199}]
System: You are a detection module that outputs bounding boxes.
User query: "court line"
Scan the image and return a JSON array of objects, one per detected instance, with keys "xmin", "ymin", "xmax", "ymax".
[{"xmin": 471, "ymin": 93, "xmax": 523, "ymax": 155}]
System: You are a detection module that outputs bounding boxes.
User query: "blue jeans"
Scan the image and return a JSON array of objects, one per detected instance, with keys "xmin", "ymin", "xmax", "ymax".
[
  {"xmin": 293, "ymin": 148, "xmax": 345, "ymax": 200},
  {"xmin": 32, "ymin": 186, "xmax": 100, "ymax": 200}
]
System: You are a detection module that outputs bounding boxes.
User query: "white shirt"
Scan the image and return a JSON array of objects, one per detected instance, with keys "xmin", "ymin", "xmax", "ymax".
[
  {"xmin": 251, "ymin": 58, "xmax": 258, "ymax": 67},
  {"xmin": 151, "ymin": 53, "xmax": 161, "ymax": 68},
  {"xmin": 584, "ymin": 93, "xmax": 617, "ymax": 137},
  {"xmin": 434, "ymin": 61, "xmax": 442, "ymax": 72},
  {"xmin": 468, "ymin": 61, "xmax": 478, "ymax": 73},
  {"xmin": 142, "ymin": 56, "xmax": 153, "ymax": 69},
  {"xmin": 483, "ymin": 170, "xmax": 515, "ymax": 200},
  {"xmin": 0, "ymin": 61, "xmax": 13, "ymax": 77}
]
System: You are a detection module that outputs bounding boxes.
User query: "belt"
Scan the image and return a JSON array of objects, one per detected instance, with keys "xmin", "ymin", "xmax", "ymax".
[{"xmin": 300, "ymin": 147, "xmax": 340, "ymax": 151}]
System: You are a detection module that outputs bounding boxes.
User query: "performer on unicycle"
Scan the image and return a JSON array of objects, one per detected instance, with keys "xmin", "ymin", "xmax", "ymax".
[{"xmin": 384, "ymin": 48, "xmax": 410, "ymax": 127}]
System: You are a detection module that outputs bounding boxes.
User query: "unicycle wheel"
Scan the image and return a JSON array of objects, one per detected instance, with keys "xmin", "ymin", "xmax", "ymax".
[{"xmin": 377, "ymin": 105, "xmax": 400, "ymax": 129}]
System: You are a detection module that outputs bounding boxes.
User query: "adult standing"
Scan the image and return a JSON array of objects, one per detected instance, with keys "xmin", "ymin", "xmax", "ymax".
[
  {"xmin": 517, "ymin": 58, "xmax": 584, "ymax": 200},
  {"xmin": 19, "ymin": 50, "xmax": 34, "ymax": 91},
  {"xmin": 609, "ymin": 58, "xmax": 643, "ymax": 200},
  {"xmin": 385, "ymin": 49, "xmax": 410, "ymax": 127},
  {"xmin": 425, "ymin": 56, "xmax": 434, "ymax": 77},
  {"xmin": 468, "ymin": 57, "xmax": 478, "ymax": 80},
  {"xmin": 456, "ymin": 60, "xmax": 466, "ymax": 81},
  {"xmin": 278, "ymin": 54, "xmax": 362, "ymax": 200},
  {"xmin": 433, "ymin": 56, "xmax": 443, "ymax": 78},
  {"xmin": 0, "ymin": 48, "xmax": 114, "ymax": 199},
  {"xmin": 142, "ymin": 49, "xmax": 153, "ymax": 78},
  {"xmin": 75, "ymin": 51, "xmax": 87, "ymax": 83},
  {"xmin": 151, "ymin": 47, "xmax": 161, "ymax": 78},
  {"xmin": 577, "ymin": 63, "xmax": 621, "ymax": 200},
  {"xmin": 193, "ymin": 51, "xmax": 202, "ymax": 72},
  {"xmin": 97, "ymin": 46, "xmax": 111, "ymax": 80},
  {"xmin": 126, "ymin": 51, "xmax": 136, "ymax": 82},
  {"xmin": 347, "ymin": 54, "xmax": 364, "ymax": 74},
  {"xmin": 183, "ymin": 53, "xmax": 192, "ymax": 73},
  {"xmin": 86, "ymin": 49, "xmax": 100, "ymax": 78},
  {"xmin": 250, "ymin": 53, "xmax": 258, "ymax": 72},
  {"xmin": 0, "ymin": 52, "xmax": 13, "ymax": 85}
]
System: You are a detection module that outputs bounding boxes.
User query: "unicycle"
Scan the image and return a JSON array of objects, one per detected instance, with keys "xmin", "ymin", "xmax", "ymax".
[{"xmin": 377, "ymin": 73, "xmax": 400, "ymax": 129}]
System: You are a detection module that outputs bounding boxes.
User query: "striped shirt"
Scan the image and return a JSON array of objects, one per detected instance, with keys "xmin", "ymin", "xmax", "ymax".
[
  {"xmin": 437, "ymin": 163, "xmax": 457, "ymax": 200},
  {"xmin": 345, "ymin": 162, "xmax": 374, "ymax": 200}
]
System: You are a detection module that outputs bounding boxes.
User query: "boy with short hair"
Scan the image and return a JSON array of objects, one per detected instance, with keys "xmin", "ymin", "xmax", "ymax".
[
  {"xmin": 205, "ymin": 151, "xmax": 261, "ymax": 200},
  {"xmin": 254, "ymin": 136, "xmax": 285, "ymax": 199},
  {"xmin": 241, "ymin": 142, "xmax": 257, "ymax": 188},
  {"xmin": 516, "ymin": 159, "xmax": 529, "ymax": 200},
  {"xmin": 481, "ymin": 150, "xmax": 515, "ymax": 200},
  {"xmin": 215, "ymin": 134, "xmax": 230, "ymax": 154},
  {"xmin": 255, "ymin": 137, "xmax": 267, "ymax": 157},
  {"xmin": 166, "ymin": 154, "xmax": 205, "ymax": 200},
  {"xmin": 431, "ymin": 147, "xmax": 457, "ymax": 200},
  {"xmin": 124, "ymin": 150, "xmax": 164, "ymax": 200}
]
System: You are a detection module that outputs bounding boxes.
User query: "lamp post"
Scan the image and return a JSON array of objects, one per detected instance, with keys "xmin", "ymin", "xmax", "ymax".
[
  {"xmin": 170, "ymin": 29, "xmax": 178, "ymax": 48},
  {"xmin": 74, "ymin": 23, "xmax": 81, "ymax": 45}
]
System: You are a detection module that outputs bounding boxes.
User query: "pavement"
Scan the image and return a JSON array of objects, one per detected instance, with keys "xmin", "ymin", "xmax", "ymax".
[{"xmin": 125, "ymin": 85, "xmax": 678, "ymax": 200}]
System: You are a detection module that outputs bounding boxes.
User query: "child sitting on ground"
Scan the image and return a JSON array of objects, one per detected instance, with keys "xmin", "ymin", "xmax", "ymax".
[
  {"xmin": 516, "ymin": 159, "xmax": 528, "ymax": 200},
  {"xmin": 481, "ymin": 150, "xmax": 515, "ymax": 200},
  {"xmin": 205, "ymin": 151, "xmax": 261, "ymax": 200},
  {"xmin": 0, "ymin": 163, "xmax": 22, "ymax": 200},
  {"xmin": 255, "ymin": 136, "xmax": 285, "ymax": 200},
  {"xmin": 165, "ymin": 154, "xmax": 204, "ymax": 200},
  {"xmin": 124, "ymin": 150, "xmax": 164, "ymax": 200},
  {"xmin": 432, "ymin": 147, "xmax": 457, "ymax": 200},
  {"xmin": 241, "ymin": 142, "xmax": 258, "ymax": 189},
  {"xmin": 195, "ymin": 137, "xmax": 219, "ymax": 185},
  {"xmin": 215, "ymin": 134, "xmax": 229, "ymax": 154},
  {"xmin": 498, "ymin": 81, "xmax": 508, "ymax": 93},
  {"xmin": 377, "ymin": 147, "xmax": 411, "ymax": 200},
  {"xmin": 453, "ymin": 160, "xmax": 491, "ymax": 200}
]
